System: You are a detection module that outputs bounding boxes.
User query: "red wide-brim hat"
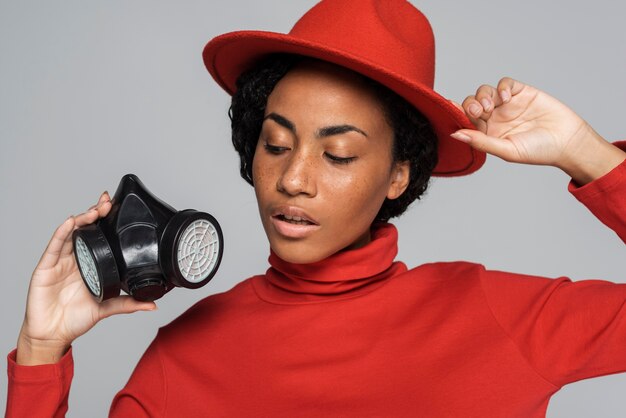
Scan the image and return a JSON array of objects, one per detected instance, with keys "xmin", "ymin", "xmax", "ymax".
[{"xmin": 203, "ymin": 0, "xmax": 485, "ymax": 176}]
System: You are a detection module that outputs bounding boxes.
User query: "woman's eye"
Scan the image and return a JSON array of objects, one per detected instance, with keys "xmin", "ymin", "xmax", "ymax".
[
  {"xmin": 263, "ymin": 143, "xmax": 289, "ymax": 154},
  {"xmin": 325, "ymin": 152, "xmax": 356, "ymax": 165}
]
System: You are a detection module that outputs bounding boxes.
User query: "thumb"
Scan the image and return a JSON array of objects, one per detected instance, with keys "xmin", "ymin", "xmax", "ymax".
[
  {"xmin": 450, "ymin": 129, "xmax": 520, "ymax": 162},
  {"xmin": 98, "ymin": 295, "xmax": 157, "ymax": 320}
]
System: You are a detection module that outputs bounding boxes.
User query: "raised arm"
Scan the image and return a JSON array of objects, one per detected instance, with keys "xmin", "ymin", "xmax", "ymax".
[
  {"xmin": 448, "ymin": 77, "xmax": 626, "ymax": 185},
  {"xmin": 449, "ymin": 78, "xmax": 626, "ymax": 387}
]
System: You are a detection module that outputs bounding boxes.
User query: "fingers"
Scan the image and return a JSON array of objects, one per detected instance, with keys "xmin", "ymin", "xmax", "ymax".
[
  {"xmin": 462, "ymin": 85, "xmax": 500, "ymax": 124},
  {"xmin": 451, "ymin": 76, "xmax": 531, "ymax": 160},
  {"xmin": 97, "ymin": 191, "xmax": 112, "ymax": 216},
  {"xmin": 77, "ymin": 191, "xmax": 111, "ymax": 226},
  {"xmin": 460, "ymin": 77, "xmax": 523, "ymax": 124},
  {"xmin": 450, "ymin": 99, "xmax": 487, "ymax": 132},
  {"xmin": 497, "ymin": 77, "xmax": 525, "ymax": 102},
  {"xmin": 98, "ymin": 295, "xmax": 157, "ymax": 320},
  {"xmin": 449, "ymin": 129, "xmax": 521, "ymax": 162},
  {"xmin": 59, "ymin": 192, "xmax": 112, "ymax": 257},
  {"xmin": 89, "ymin": 190, "xmax": 111, "ymax": 210},
  {"xmin": 37, "ymin": 191, "xmax": 112, "ymax": 269},
  {"xmin": 36, "ymin": 216, "xmax": 77, "ymax": 270},
  {"xmin": 71, "ymin": 192, "xmax": 111, "ymax": 229}
]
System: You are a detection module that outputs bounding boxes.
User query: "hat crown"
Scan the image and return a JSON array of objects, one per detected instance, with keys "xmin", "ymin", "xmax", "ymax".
[
  {"xmin": 202, "ymin": 0, "xmax": 486, "ymax": 176},
  {"xmin": 288, "ymin": 0, "xmax": 435, "ymax": 87}
]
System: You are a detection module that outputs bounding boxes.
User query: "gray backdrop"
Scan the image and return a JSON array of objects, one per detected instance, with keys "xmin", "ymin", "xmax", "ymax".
[{"xmin": 1, "ymin": 0, "xmax": 624, "ymax": 416}]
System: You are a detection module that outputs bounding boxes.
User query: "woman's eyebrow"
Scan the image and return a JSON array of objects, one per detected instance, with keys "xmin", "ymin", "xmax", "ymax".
[
  {"xmin": 317, "ymin": 124, "xmax": 368, "ymax": 138},
  {"xmin": 264, "ymin": 113, "xmax": 296, "ymax": 134},
  {"xmin": 263, "ymin": 112, "xmax": 368, "ymax": 138}
]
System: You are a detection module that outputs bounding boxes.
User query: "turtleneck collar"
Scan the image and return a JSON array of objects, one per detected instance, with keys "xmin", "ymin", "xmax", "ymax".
[{"xmin": 251, "ymin": 222, "xmax": 408, "ymax": 304}]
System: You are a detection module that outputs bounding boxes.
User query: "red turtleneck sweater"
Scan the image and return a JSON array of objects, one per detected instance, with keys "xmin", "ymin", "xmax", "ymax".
[{"xmin": 6, "ymin": 144, "xmax": 626, "ymax": 417}]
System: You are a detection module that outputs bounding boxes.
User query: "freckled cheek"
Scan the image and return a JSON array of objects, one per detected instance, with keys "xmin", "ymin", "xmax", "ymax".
[
  {"xmin": 252, "ymin": 156, "xmax": 281, "ymax": 202},
  {"xmin": 253, "ymin": 174, "xmax": 271, "ymax": 199},
  {"xmin": 322, "ymin": 168, "xmax": 390, "ymax": 217},
  {"xmin": 252, "ymin": 152, "xmax": 270, "ymax": 182}
]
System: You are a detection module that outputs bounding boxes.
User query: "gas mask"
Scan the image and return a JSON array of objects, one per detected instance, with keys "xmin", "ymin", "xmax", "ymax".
[{"xmin": 72, "ymin": 174, "xmax": 223, "ymax": 302}]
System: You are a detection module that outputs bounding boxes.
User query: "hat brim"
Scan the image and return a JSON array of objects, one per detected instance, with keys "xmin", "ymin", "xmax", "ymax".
[{"xmin": 203, "ymin": 31, "xmax": 486, "ymax": 176}]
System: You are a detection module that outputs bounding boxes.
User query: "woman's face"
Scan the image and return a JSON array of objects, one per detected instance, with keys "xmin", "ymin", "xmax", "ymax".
[{"xmin": 252, "ymin": 60, "xmax": 409, "ymax": 264}]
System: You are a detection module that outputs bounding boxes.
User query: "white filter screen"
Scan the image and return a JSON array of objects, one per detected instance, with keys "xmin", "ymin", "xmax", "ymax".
[
  {"xmin": 177, "ymin": 219, "xmax": 220, "ymax": 283},
  {"xmin": 75, "ymin": 236, "xmax": 102, "ymax": 296}
]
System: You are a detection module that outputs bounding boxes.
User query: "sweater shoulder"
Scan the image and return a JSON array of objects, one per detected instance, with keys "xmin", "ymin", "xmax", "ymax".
[
  {"xmin": 157, "ymin": 276, "xmax": 259, "ymax": 340},
  {"xmin": 384, "ymin": 260, "xmax": 487, "ymax": 298}
]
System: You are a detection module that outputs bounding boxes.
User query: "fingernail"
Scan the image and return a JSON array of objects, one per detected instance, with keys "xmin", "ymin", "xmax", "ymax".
[
  {"xmin": 469, "ymin": 104, "xmax": 481, "ymax": 116},
  {"xmin": 450, "ymin": 131, "xmax": 471, "ymax": 142},
  {"xmin": 480, "ymin": 98, "xmax": 491, "ymax": 111},
  {"xmin": 500, "ymin": 90, "xmax": 510, "ymax": 102}
]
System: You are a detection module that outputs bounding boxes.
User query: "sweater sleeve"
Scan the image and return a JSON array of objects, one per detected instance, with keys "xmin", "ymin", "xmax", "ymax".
[
  {"xmin": 480, "ymin": 140, "xmax": 626, "ymax": 388},
  {"xmin": 5, "ymin": 346, "xmax": 74, "ymax": 418},
  {"xmin": 568, "ymin": 140, "xmax": 626, "ymax": 244},
  {"xmin": 5, "ymin": 332, "xmax": 166, "ymax": 417}
]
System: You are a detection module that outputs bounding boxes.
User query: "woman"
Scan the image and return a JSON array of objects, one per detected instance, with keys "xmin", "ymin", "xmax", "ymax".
[{"xmin": 6, "ymin": 0, "xmax": 626, "ymax": 416}]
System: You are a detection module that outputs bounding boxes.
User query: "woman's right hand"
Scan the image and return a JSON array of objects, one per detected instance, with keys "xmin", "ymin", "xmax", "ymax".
[{"xmin": 16, "ymin": 191, "xmax": 157, "ymax": 366}]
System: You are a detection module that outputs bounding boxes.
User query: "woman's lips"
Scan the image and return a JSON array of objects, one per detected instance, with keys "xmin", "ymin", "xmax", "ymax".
[{"xmin": 270, "ymin": 206, "xmax": 320, "ymax": 238}]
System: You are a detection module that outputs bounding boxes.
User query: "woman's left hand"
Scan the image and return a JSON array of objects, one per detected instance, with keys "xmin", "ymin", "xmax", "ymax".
[{"xmin": 449, "ymin": 77, "xmax": 625, "ymax": 184}]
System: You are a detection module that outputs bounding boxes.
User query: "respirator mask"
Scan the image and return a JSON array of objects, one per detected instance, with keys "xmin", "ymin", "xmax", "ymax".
[{"xmin": 72, "ymin": 174, "xmax": 223, "ymax": 302}]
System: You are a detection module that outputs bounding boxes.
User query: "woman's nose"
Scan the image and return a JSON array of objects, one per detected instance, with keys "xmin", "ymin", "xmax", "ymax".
[{"xmin": 276, "ymin": 151, "xmax": 317, "ymax": 197}]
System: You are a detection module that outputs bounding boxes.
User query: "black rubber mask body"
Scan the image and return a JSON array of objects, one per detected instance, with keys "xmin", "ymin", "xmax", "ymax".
[{"xmin": 72, "ymin": 174, "xmax": 223, "ymax": 302}]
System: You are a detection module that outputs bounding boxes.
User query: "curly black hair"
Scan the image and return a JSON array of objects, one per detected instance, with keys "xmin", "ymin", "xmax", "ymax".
[{"xmin": 228, "ymin": 53, "xmax": 438, "ymax": 222}]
